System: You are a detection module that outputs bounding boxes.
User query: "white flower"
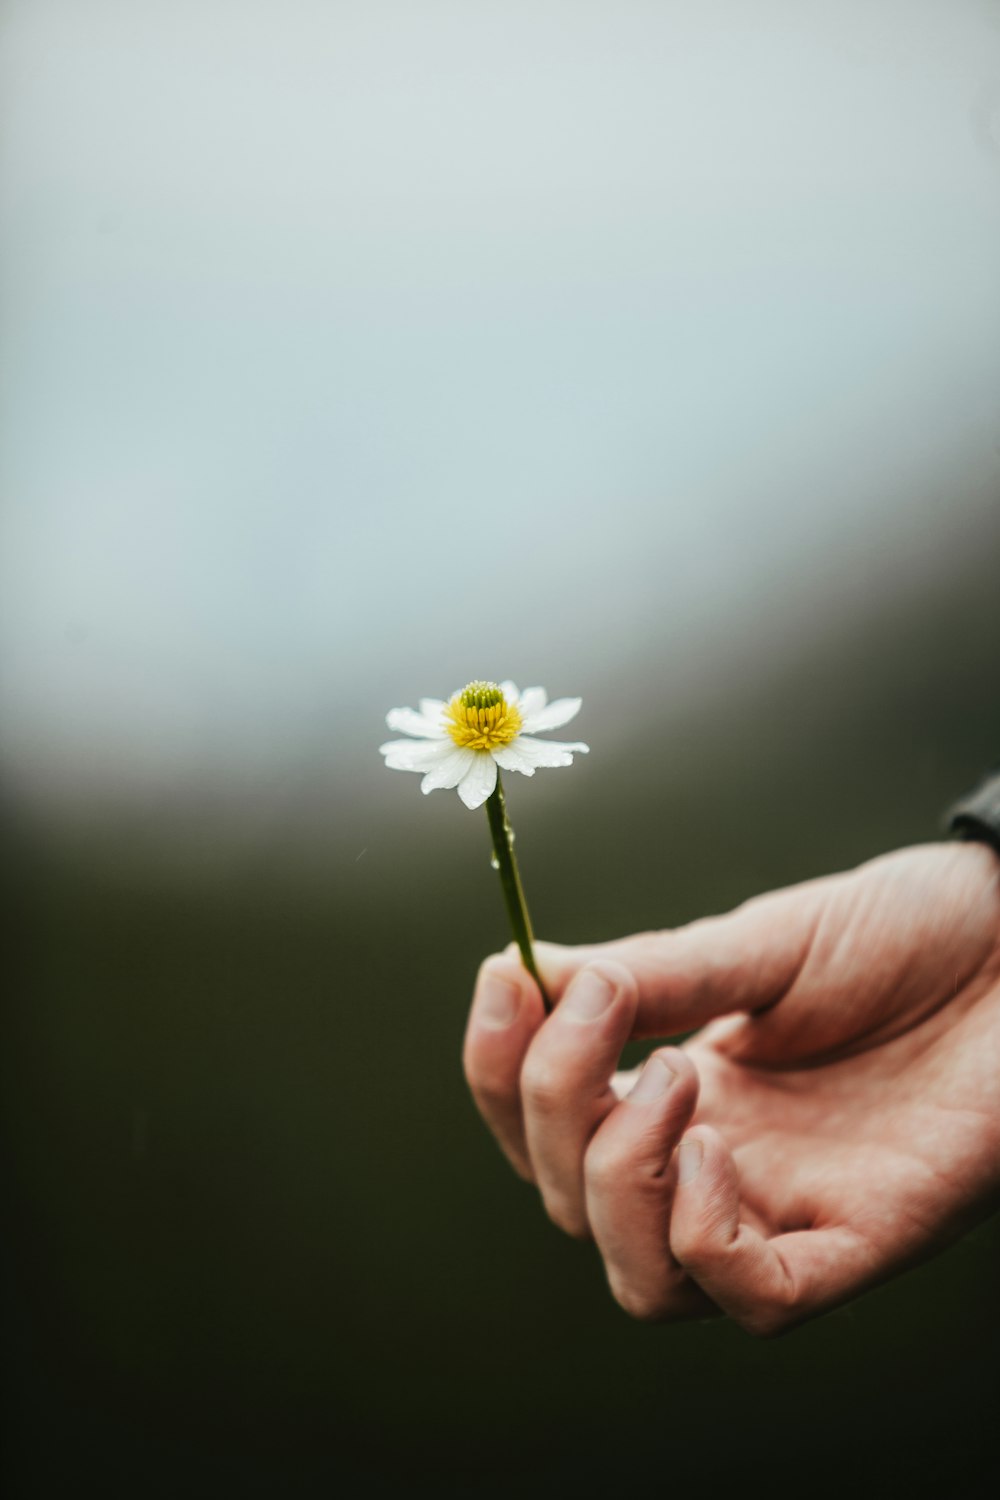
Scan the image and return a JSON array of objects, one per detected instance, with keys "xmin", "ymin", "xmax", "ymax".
[{"xmin": 380, "ymin": 680, "xmax": 589, "ymax": 810}]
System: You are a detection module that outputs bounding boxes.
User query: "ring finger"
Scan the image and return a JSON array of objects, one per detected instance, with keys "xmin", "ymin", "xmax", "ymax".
[{"xmin": 583, "ymin": 1048, "xmax": 716, "ymax": 1320}]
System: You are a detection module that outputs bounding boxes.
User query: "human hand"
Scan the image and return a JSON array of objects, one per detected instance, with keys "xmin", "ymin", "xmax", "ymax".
[{"xmin": 463, "ymin": 843, "xmax": 1000, "ymax": 1334}]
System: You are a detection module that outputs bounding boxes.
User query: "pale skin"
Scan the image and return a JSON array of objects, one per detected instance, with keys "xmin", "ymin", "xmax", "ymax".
[{"xmin": 462, "ymin": 842, "xmax": 1000, "ymax": 1336}]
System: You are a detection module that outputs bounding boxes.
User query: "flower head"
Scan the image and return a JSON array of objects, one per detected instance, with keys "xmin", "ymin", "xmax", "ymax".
[{"xmin": 380, "ymin": 680, "xmax": 588, "ymax": 809}]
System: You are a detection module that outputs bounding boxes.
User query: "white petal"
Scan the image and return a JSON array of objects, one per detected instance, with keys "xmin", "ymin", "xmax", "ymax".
[
  {"xmin": 491, "ymin": 743, "xmax": 536, "ymax": 777},
  {"xmin": 379, "ymin": 738, "xmax": 452, "ymax": 772},
  {"xmin": 420, "ymin": 748, "xmax": 475, "ymax": 793},
  {"xmin": 516, "ymin": 686, "xmax": 547, "ymax": 721},
  {"xmin": 520, "ymin": 696, "xmax": 582, "ymax": 734},
  {"xmin": 513, "ymin": 736, "xmax": 589, "ymax": 769},
  {"xmin": 386, "ymin": 706, "xmax": 443, "ymax": 738},
  {"xmin": 499, "ymin": 680, "xmax": 520, "ymax": 704},
  {"xmin": 457, "ymin": 752, "xmax": 498, "ymax": 809},
  {"xmin": 419, "ymin": 698, "xmax": 448, "ymax": 725}
]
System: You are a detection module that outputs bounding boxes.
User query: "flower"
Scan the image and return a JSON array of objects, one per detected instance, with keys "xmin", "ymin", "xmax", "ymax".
[{"xmin": 380, "ymin": 680, "xmax": 588, "ymax": 810}]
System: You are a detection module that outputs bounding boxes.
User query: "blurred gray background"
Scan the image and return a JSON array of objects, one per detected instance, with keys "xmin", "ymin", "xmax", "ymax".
[{"xmin": 2, "ymin": 2, "xmax": 1000, "ymax": 1494}]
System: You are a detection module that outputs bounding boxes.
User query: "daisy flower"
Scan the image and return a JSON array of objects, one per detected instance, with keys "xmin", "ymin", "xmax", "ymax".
[
  {"xmin": 379, "ymin": 680, "xmax": 588, "ymax": 1011},
  {"xmin": 379, "ymin": 679, "xmax": 588, "ymax": 811}
]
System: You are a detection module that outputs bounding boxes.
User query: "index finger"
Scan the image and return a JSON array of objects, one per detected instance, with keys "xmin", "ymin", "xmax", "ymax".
[{"xmin": 463, "ymin": 953, "xmax": 546, "ymax": 1179}]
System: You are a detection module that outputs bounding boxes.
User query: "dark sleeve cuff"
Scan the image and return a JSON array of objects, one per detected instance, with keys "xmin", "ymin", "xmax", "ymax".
[{"xmin": 946, "ymin": 769, "xmax": 1000, "ymax": 855}]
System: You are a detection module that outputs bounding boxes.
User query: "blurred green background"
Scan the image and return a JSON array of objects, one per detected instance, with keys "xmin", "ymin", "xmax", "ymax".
[{"xmin": 3, "ymin": 3, "xmax": 1000, "ymax": 1495}]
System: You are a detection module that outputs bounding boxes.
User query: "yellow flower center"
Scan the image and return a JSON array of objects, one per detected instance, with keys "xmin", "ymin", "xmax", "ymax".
[{"xmin": 444, "ymin": 681, "xmax": 522, "ymax": 751}]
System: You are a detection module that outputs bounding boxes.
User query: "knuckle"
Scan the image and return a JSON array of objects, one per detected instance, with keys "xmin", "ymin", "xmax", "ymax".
[
  {"xmin": 743, "ymin": 1278, "xmax": 803, "ymax": 1339},
  {"xmin": 582, "ymin": 1137, "xmax": 624, "ymax": 1195},
  {"xmin": 671, "ymin": 1226, "xmax": 733, "ymax": 1280},
  {"xmin": 461, "ymin": 1034, "xmax": 496, "ymax": 1093},
  {"xmin": 467, "ymin": 1075, "xmax": 512, "ymax": 1116},
  {"xmin": 543, "ymin": 1193, "xmax": 590, "ymax": 1241},
  {"xmin": 462, "ymin": 1044, "xmax": 509, "ymax": 1103},
  {"xmin": 506, "ymin": 1153, "xmax": 536, "ymax": 1185},
  {"xmin": 609, "ymin": 1276, "xmax": 670, "ymax": 1323},
  {"xmin": 520, "ymin": 1056, "xmax": 566, "ymax": 1117},
  {"xmin": 740, "ymin": 1303, "xmax": 796, "ymax": 1339},
  {"xmin": 668, "ymin": 1223, "xmax": 704, "ymax": 1269},
  {"xmin": 584, "ymin": 1137, "xmax": 667, "ymax": 1202},
  {"xmin": 461, "ymin": 1047, "xmax": 486, "ymax": 1092},
  {"xmin": 730, "ymin": 1265, "xmax": 802, "ymax": 1339}
]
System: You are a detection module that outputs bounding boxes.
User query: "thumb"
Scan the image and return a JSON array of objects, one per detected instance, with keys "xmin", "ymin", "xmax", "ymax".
[{"xmin": 532, "ymin": 879, "xmax": 826, "ymax": 1040}]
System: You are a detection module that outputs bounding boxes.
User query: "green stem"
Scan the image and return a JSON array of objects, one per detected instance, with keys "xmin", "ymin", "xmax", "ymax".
[{"xmin": 484, "ymin": 772, "xmax": 552, "ymax": 1013}]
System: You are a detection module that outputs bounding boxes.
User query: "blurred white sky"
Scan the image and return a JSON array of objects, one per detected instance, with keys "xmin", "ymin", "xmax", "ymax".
[{"xmin": 1, "ymin": 0, "xmax": 999, "ymax": 808}]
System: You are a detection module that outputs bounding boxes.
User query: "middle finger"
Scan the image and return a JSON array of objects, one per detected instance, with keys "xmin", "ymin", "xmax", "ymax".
[{"xmin": 521, "ymin": 960, "xmax": 638, "ymax": 1237}]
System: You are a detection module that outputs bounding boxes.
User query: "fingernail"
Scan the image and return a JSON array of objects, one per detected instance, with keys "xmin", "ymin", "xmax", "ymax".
[
  {"xmin": 629, "ymin": 1055, "xmax": 677, "ymax": 1103},
  {"xmin": 677, "ymin": 1138, "xmax": 703, "ymax": 1184},
  {"xmin": 476, "ymin": 972, "xmax": 520, "ymax": 1030},
  {"xmin": 563, "ymin": 968, "xmax": 615, "ymax": 1022}
]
